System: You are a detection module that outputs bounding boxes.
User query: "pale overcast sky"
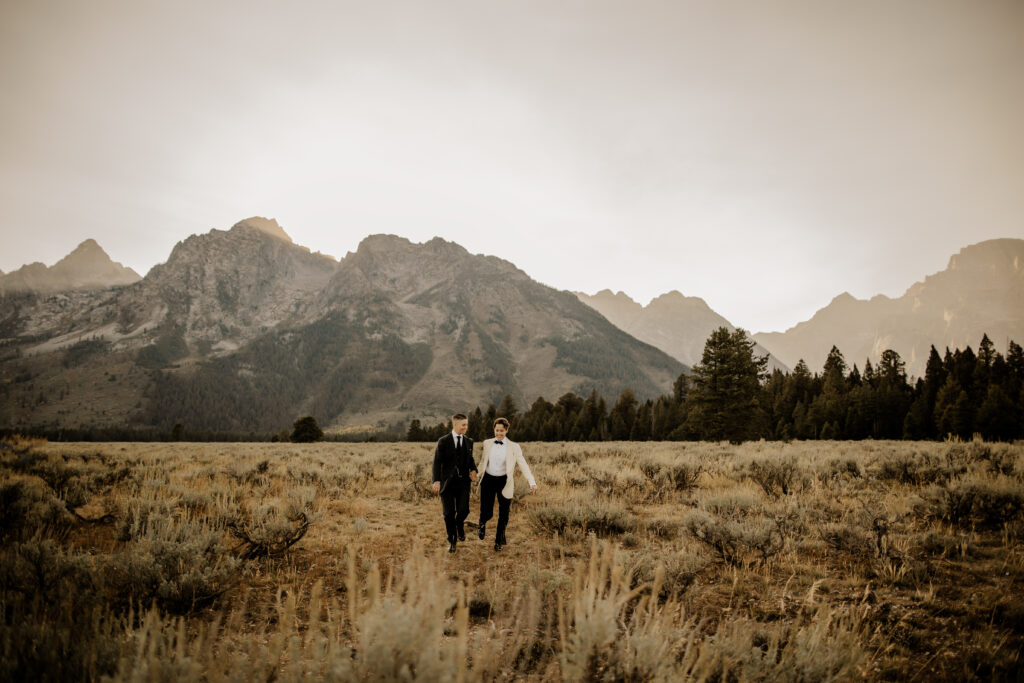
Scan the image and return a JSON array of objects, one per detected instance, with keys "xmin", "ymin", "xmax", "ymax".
[{"xmin": 2, "ymin": 0, "xmax": 1022, "ymax": 333}]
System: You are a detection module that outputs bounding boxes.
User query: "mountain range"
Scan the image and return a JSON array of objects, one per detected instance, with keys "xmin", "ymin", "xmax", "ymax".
[
  {"xmin": 574, "ymin": 290, "xmax": 788, "ymax": 372},
  {"xmin": 0, "ymin": 218, "xmax": 683, "ymax": 433},
  {"xmin": 1, "ymin": 220, "xmax": 1020, "ymax": 433},
  {"xmin": 752, "ymin": 239, "xmax": 1024, "ymax": 377}
]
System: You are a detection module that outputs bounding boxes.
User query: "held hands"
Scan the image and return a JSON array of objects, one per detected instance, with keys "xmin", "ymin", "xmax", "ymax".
[{"xmin": 469, "ymin": 471, "xmax": 478, "ymax": 483}]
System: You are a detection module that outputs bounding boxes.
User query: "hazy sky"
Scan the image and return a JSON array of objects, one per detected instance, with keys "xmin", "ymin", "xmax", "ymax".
[{"xmin": 2, "ymin": 1, "xmax": 1022, "ymax": 333}]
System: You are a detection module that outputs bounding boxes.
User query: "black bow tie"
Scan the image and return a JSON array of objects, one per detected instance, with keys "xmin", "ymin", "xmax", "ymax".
[{"xmin": 494, "ymin": 440, "xmax": 504, "ymax": 445}]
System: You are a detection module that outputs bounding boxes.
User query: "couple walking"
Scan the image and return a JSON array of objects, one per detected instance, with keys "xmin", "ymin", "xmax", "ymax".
[{"xmin": 432, "ymin": 414, "xmax": 536, "ymax": 553}]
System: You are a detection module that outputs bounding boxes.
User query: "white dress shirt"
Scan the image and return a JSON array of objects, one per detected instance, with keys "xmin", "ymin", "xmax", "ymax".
[
  {"xmin": 452, "ymin": 431, "xmax": 464, "ymax": 450},
  {"xmin": 486, "ymin": 440, "xmax": 508, "ymax": 476}
]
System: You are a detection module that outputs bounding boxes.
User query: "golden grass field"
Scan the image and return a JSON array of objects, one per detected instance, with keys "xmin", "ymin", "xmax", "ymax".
[{"xmin": 2, "ymin": 437, "xmax": 1023, "ymax": 681}]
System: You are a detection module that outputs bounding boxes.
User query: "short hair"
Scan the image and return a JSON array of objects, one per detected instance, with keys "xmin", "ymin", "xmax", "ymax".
[
  {"xmin": 452, "ymin": 413, "xmax": 468, "ymax": 422},
  {"xmin": 493, "ymin": 417, "xmax": 510, "ymax": 429}
]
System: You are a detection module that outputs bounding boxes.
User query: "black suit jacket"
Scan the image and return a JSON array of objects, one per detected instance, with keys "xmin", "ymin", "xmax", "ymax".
[{"xmin": 432, "ymin": 433, "xmax": 476, "ymax": 494}]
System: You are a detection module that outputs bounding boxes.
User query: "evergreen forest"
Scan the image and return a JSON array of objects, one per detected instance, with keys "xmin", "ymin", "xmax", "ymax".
[{"xmin": 410, "ymin": 329, "xmax": 1024, "ymax": 444}]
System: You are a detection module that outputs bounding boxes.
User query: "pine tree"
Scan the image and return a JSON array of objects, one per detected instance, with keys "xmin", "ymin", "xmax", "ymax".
[
  {"xmin": 468, "ymin": 407, "xmax": 485, "ymax": 441},
  {"xmin": 496, "ymin": 394, "xmax": 519, "ymax": 426},
  {"xmin": 684, "ymin": 327, "xmax": 768, "ymax": 443},
  {"xmin": 1007, "ymin": 342, "xmax": 1024, "ymax": 385},
  {"xmin": 811, "ymin": 346, "xmax": 850, "ymax": 438},
  {"xmin": 845, "ymin": 382, "xmax": 876, "ymax": 440},
  {"xmin": 672, "ymin": 373, "xmax": 689, "ymax": 403},
  {"xmin": 609, "ymin": 390, "xmax": 638, "ymax": 440},
  {"xmin": 630, "ymin": 400, "xmax": 654, "ymax": 440},
  {"xmin": 953, "ymin": 347, "xmax": 977, "ymax": 399},
  {"xmin": 291, "ymin": 416, "xmax": 324, "ymax": 443},
  {"xmin": 915, "ymin": 345, "xmax": 946, "ymax": 439},
  {"xmin": 977, "ymin": 384, "xmax": 1019, "ymax": 441},
  {"xmin": 822, "ymin": 346, "xmax": 847, "ymax": 392},
  {"xmin": 651, "ymin": 395, "xmax": 680, "ymax": 440},
  {"xmin": 974, "ymin": 334, "xmax": 996, "ymax": 396},
  {"xmin": 847, "ymin": 364, "xmax": 862, "ymax": 388},
  {"xmin": 875, "ymin": 349, "xmax": 911, "ymax": 438},
  {"xmin": 934, "ymin": 376, "xmax": 973, "ymax": 439},
  {"xmin": 903, "ymin": 387, "xmax": 931, "ymax": 440},
  {"xmin": 406, "ymin": 419, "xmax": 426, "ymax": 442}
]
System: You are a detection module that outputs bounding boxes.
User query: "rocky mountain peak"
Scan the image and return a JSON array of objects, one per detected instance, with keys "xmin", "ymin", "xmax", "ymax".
[
  {"xmin": 647, "ymin": 290, "xmax": 713, "ymax": 312},
  {"xmin": 947, "ymin": 238, "xmax": 1024, "ymax": 274},
  {"xmin": 338, "ymin": 235, "xmax": 525, "ymax": 301},
  {"xmin": 0, "ymin": 239, "xmax": 140, "ymax": 293},
  {"xmin": 231, "ymin": 217, "xmax": 292, "ymax": 243},
  {"xmin": 69, "ymin": 238, "xmax": 103, "ymax": 254}
]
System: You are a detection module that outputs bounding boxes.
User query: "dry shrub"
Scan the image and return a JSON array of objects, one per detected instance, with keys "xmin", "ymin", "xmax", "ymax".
[
  {"xmin": 580, "ymin": 462, "xmax": 617, "ymax": 495},
  {"xmin": 819, "ymin": 522, "xmax": 874, "ymax": 556},
  {"xmin": 818, "ymin": 457, "xmax": 863, "ymax": 484},
  {"xmin": 631, "ymin": 547, "xmax": 708, "ymax": 600},
  {"xmin": 0, "ymin": 446, "xmax": 126, "ymax": 528},
  {"xmin": 225, "ymin": 458, "xmax": 271, "ymax": 487},
  {"xmin": 917, "ymin": 529, "xmax": 975, "ymax": 558},
  {"xmin": 644, "ymin": 516, "xmax": 682, "ymax": 539},
  {"xmin": 0, "ymin": 538, "xmax": 121, "ymax": 681},
  {"xmin": 286, "ymin": 461, "xmax": 323, "ymax": 486},
  {"xmin": 875, "ymin": 450, "xmax": 950, "ymax": 486},
  {"xmin": 0, "ymin": 537, "xmax": 99, "ymax": 606},
  {"xmin": 638, "ymin": 453, "xmax": 703, "ymax": 497},
  {"xmin": 698, "ymin": 489, "xmax": 763, "ymax": 517},
  {"xmin": 916, "ymin": 474, "xmax": 1024, "ymax": 529},
  {"xmin": 350, "ymin": 554, "xmax": 466, "ymax": 680},
  {"xmin": 548, "ymin": 449, "xmax": 582, "ymax": 466},
  {"xmin": 947, "ymin": 441, "xmax": 1022, "ymax": 478},
  {"xmin": 743, "ymin": 455, "xmax": 810, "ymax": 498},
  {"xmin": 0, "ymin": 602, "xmax": 121, "ymax": 682},
  {"xmin": 115, "ymin": 495, "xmax": 177, "ymax": 541},
  {"xmin": 228, "ymin": 488, "xmax": 317, "ymax": 560},
  {"xmin": 106, "ymin": 516, "xmax": 241, "ymax": 613},
  {"xmin": 559, "ymin": 541, "xmax": 873, "ymax": 681},
  {"xmin": 530, "ymin": 498, "xmax": 634, "ymax": 537},
  {"xmin": 683, "ymin": 509, "xmax": 785, "ymax": 567},
  {"xmin": 0, "ymin": 477, "xmax": 72, "ymax": 540},
  {"xmin": 105, "ymin": 551, "xmax": 472, "ymax": 682},
  {"xmin": 702, "ymin": 605, "xmax": 874, "ymax": 682}
]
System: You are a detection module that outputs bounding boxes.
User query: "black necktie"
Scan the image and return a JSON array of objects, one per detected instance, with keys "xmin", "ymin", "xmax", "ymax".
[
  {"xmin": 494, "ymin": 440, "xmax": 504, "ymax": 445},
  {"xmin": 456, "ymin": 436, "xmax": 462, "ymax": 449}
]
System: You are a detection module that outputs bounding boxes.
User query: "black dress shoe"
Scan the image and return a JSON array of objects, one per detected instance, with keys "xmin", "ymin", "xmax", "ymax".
[
  {"xmin": 457, "ymin": 531, "xmax": 466, "ymax": 542},
  {"xmin": 493, "ymin": 542, "xmax": 502, "ymax": 551},
  {"xmin": 478, "ymin": 524, "xmax": 486, "ymax": 540},
  {"xmin": 448, "ymin": 542, "xmax": 457, "ymax": 553}
]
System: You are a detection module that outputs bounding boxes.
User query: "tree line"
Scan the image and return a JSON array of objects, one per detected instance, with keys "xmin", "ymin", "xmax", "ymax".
[{"xmin": 408, "ymin": 328, "xmax": 1024, "ymax": 443}]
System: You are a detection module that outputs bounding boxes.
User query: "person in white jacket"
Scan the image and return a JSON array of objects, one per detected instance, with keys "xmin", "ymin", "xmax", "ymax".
[{"xmin": 475, "ymin": 417, "xmax": 537, "ymax": 551}]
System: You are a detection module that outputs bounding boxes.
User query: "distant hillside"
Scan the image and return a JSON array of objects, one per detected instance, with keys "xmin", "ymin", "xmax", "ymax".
[
  {"xmin": 0, "ymin": 221, "xmax": 684, "ymax": 433},
  {"xmin": 0, "ymin": 239, "xmax": 140, "ymax": 293},
  {"xmin": 754, "ymin": 239, "xmax": 1024, "ymax": 376},
  {"xmin": 576, "ymin": 290, "xmax": 788, "ymax": 372}
]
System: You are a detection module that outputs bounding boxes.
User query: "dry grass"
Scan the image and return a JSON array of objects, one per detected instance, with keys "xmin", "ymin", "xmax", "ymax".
[{"xmin": 2, "ymin": 437, "xmax": 1023, "ymax": 680}]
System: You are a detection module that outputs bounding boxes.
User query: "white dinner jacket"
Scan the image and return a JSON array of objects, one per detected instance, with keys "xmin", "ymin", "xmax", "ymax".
[{"xmin": 476, "ymin": 437, "xmax": 535, "ymax": 500}]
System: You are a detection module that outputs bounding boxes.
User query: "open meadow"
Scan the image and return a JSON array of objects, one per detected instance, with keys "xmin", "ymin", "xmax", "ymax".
[{"xmin": 2, "ymin": 437, "xmax": 1023, "ymax": 681}]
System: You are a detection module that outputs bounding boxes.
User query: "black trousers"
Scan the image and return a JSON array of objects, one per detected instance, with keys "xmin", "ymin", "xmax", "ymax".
[
  {"xmin": 440, "ymin": 478, "xmax": 471, "ymax": 542},
  {"xmin": 478, "ymin": 473, "xmax": 510, "ymax": 544}
]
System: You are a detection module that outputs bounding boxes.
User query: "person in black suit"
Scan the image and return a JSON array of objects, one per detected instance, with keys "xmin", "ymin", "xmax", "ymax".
[{"xmin": 432, "ymin": 413, "xmax": 478, "ymax": 552}]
